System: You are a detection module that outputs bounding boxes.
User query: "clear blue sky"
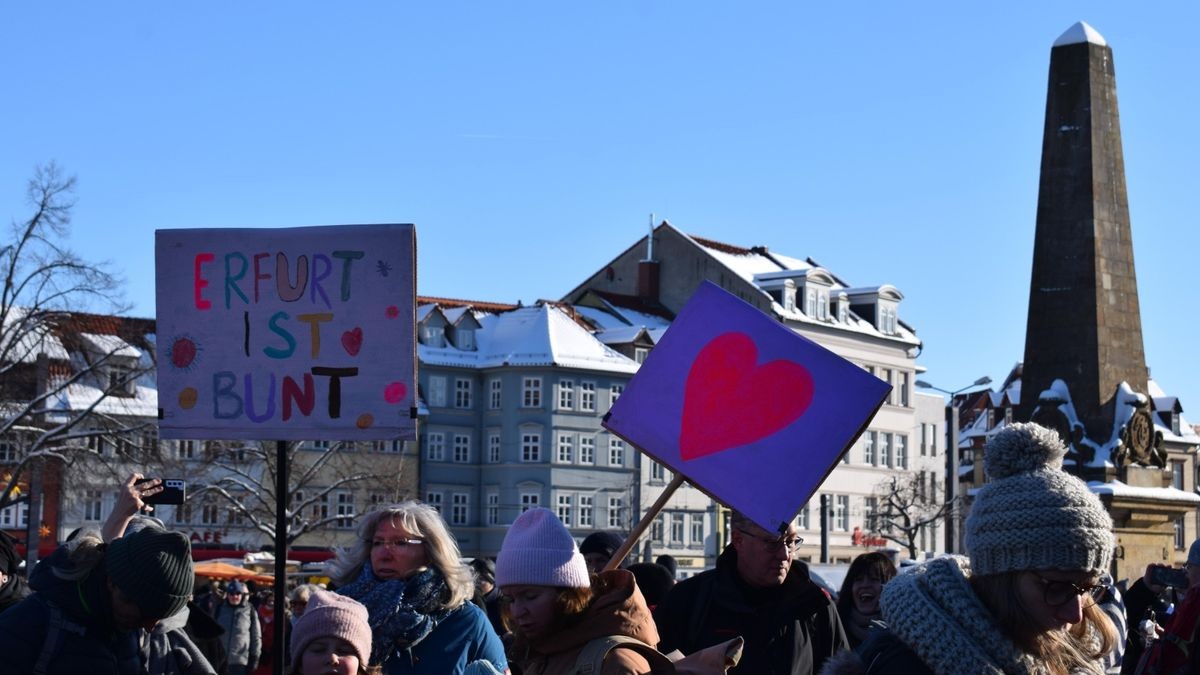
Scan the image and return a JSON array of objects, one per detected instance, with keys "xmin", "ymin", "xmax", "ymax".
[{"xmin": 4, "ymin": 3, "xmax": 1198, "ymax": 417}]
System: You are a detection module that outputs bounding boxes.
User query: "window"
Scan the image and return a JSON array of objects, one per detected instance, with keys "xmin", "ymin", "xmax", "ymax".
[
  {"xmin": 671, "ymin": 513, "xmax": 685, "ymax": 544},
  {"xmin": 609, "ymin": 437, "xmax": 624, "ymax": 467},
  {"xmin": 864, "ymin": 431, "xmax": 877, "ymax": 465},
  {"xmin": 489, "ymin": 378, "xmax": 502, "ymax": 410},
  {"xmin": 806, "ymin": 289, "xmax": 817, "ymax": 317},
  {"xmin": 1172, "ymin": 460, "xmax": 1186, "ymax": 491},
  {"xmin": 610, "ymin": 385, "xmax": 623, "ymax": 409},
  {"xmin": 797, "ymin": 503, "xmax": 810, "ymax": 530},
  {"xmin": 336, "ymin": 491, "xmax": 355, "ymax": 528},
  {"xmin": 817, "ymin": 291, "xmax": 828, "ymax": 320},
  {"xmin": 426, "ymin": 492, "xmax": 443, "ymax": 513},
  {"xmin": 486, "ymin": 491, "xmax": 499, "ymax": 525},
  {"xmin": 0, "ymin": 501, "xmax": 27, "ymax": 528},
  {"xmin": 521, "ymin": 432, "xmax": 541, "ymax": 462},
  {"xmin": 520, "ymin": 492, "xmax": 540, "ymax": 513},
  {"xmin": 650, "ymin": 461, "xmax": 666, "ymax": 482},
  {"xmin": 373, "ymin": 439, "xmax": 404, "ymax": 453},
  {"xmin": 1176, "ymin": 516, "xmax": 1186, "ymax": 550},
  {"xmin": 579, "ymin": 437, "xmax": 595, "ymax": 465},
  {"xmin": 522, "ymin": 377, "xmax": 542, "ymax": 408},
  {"xmin": 690, "ymin": 513, "xmax": 704, "ymax": 546},
  {"xmin": 453, "ymin": 434, "xmax": 470, "ymax": 463},
  {"xmin": 1173, "ymin": 412, "xmax": 1182, "ymax": 436},
  {"xmin": 634, "ymin": 348, "xmax": 649, "ymax": 364},
  {"xmin": 899, "ymin": 372, "xmax": 910, "ymax": 407},
  {"xmin": 880, "ymin": 433, "xmax": 892, "ymax": 468},
  {"xmin": 454, "ymin": 378, "xmax": 472, "ymax": 409},
  {"xmin": 1005, "ymin": 407, "xmax": 1014, "ymax": 425},
  {"xmin": 835, "ymin": 495, "xmax": 849, "ymax": 531},
  {"xmin": 838, "ymin": 302, "xmax": 848, "ymax": 323},
  {"xmin": 651, "ymin": 515, "xmax": 664, "ymax": 543},
  {"xmin": 558, "ymin": 380, "xmax": 575, "ymax": 410},
  {"xmin": 487, "ymin": 433, "xmax": 501, "ymax": 463},
  {"xmin": 0, "ymin": 440, "xmax": 18, "ymax": 462},
  {"xmin": 227, "ymin": 501, "xmax": 245, "ymax": 526},
  {"xmin": 864, "ymin": 496, "xmax": 878, "ymax": 531},
  {"xmin": 457, "ymin": 328, "xmax": 476, "ymax": 350},
  {"xmin": 608, "ymin": 497, "xmax": 623, "ymax": 528},
  {"xmin": 202, "ymin": 501, "xmax": 220, "ymax": 526},
  {"xmin": 425, "ymin": 432, "xmax": 445, "ymax": 461},
  {"xmin": 557, "ymin": 494, "xmax": 573, "ymax": 526},
  {"xmin": 896, "ymin": 434, "xmax": 908, "ymax": 469},
  {"xmin": 451, "ymin": 493, "xmax": 469, "ymax": 526},
  {"xmin": 173, "ymin": 502, "xmax": 192, "ymax": 526},
  {"xmin": 556, "ymin": 433, "xmax": 574, "ymax": 463},
  {"xmin": 579, "ymin": 495, "xmax": 594, "ymax": 527},
  {"xmin": 882, "ymin": 369, "xmax": 894, "ymax": 404},
  {"xmin": 580, "ymin": 382, "xmax": 596, "ymax": 412},
  {"xmin": 428, "ymin": 376, "xmax": 447, "ymax": 407},
  {"xmin": 109, "ymin": 364, "xmax": 135, "ymax": 395}
]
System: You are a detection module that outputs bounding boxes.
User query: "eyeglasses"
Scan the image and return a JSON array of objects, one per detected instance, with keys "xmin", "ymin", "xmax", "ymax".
[
  {"xmin": 736, "ymin": 528, "xmax": 804, "ymax": 553},
  {"xmin": 371, "ymin": 538, "xmax": 424, "ymax": 550},
  {"xmin": 1031, "ymin": 573, "xmax": 1108, "ymax": 607}
]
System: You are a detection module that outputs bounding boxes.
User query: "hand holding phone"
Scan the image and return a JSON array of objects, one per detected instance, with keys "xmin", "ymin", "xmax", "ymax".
[
  {"xmin": 1149, "ymin": 565, "xmax": 1189, "ymax": 589},
  {"xmin": 137, "ymin": 478, "xmax": 187, "ymax": 505}
]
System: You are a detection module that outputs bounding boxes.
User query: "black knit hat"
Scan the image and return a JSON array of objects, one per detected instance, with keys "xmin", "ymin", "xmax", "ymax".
[
  {"xmin": 579, "ymin": 532, "xmax": 624, "ymax": 560},
  {"xmin": 106, "ymin": 524, "xmax": 194, "ymax": 620}
]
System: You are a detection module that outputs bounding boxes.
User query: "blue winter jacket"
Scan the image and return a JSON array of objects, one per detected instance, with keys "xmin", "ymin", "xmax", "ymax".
[{"xmin": 382, "ymin": 601, "xmax": 507, "ymax": 675}]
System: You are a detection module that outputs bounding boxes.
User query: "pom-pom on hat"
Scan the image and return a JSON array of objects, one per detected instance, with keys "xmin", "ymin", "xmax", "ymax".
[
  {"xmin": 496, "ymin": 508, "xmax": 590, "ymax": 588},
  {"xmin": 290, "ymin": 589, "xmax": 372, "ymax": 666},
  {"xmin": 965, "ymin": 422, "xmax": 1115, "ymax": 576},
  {"xmin": 105, "ymin": 523, "xmax": 194, "ymax": 620}
]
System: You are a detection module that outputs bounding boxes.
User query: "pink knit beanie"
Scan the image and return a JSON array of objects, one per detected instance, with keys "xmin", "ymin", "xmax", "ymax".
[
  {"xmin": 496, "ymin": 508, "xmax": 590, "ymax": 588},
  {"xmin": 289, "ymin": 589, "xmax": 372, "ymax": 666}
]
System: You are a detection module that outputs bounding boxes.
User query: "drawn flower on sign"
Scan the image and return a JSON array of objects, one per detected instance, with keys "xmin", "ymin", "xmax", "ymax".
[
  {"xmin": 376, "ymin": 260, "xmax": 392, "ymax": 277},
  {"xmin": 168, "ymin": 334, "xmax": 202, "ymax": 371}
]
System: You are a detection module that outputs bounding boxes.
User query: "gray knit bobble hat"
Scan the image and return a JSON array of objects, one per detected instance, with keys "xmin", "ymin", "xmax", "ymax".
[
  {"xmin": 106, "ymin": 523, "xmax": 195, "ymax": 620},
  {"xmin": 965, "ymin": 422, "xmax": 1114, "ymax": 576}
]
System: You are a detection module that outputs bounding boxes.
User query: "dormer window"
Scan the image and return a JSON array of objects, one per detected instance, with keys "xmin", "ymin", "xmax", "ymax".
[
  {"xmin": 817, "ymin": 290, "xmax": 829, "ymax": 320},
  {"xmin": 420, "ymin": 324, "xmax": 445, "ymax": 346},
  {"xmin": 1173, "ymin": 412, "xmax": 1182, "ymax": 436},
  {"xmin": 836, "ymin": 294, "xmax": 849, "ymax": 323},
  {"xmin": 108, "ymin": 362, "xmax": 137, "ymax": 397},
  {"xmin": 457, "ymin": 328, "xmax": 476, "ymax": 351},
  {"xmin": 782, "ymin": 280, "xmax": 796, "ymax": 311},
  {"xmin": 806, "ymin": 289, "xmax": 817, "ymax": 317}
]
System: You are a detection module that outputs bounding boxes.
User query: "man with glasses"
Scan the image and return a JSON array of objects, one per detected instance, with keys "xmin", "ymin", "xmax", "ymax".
[
  {"xmin": 213, "ymin": 579, "xmax": 262, "ymax": 675},
  {"xmin": 654, "ymin": 511, "xmax": 848, "ymax": 674}
]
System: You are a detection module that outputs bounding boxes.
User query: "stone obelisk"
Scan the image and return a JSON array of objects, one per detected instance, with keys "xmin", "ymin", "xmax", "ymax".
[{"xmin": 1020, "ymin": 21, "xmax": 1150, "ymax": 463}]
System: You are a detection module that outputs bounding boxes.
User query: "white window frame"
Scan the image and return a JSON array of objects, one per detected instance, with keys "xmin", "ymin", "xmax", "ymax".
[
  {"xmin": 690, "ymin": 513, "xmax": 704, "ymax": 546},
  {"xmin": 487, "ymin": 432, "xmax": 501, "ymax": 463},
  {"xmin": 454, "ymin": 378, "xmax": 472, "ymax": 409},
  {"xmin": 610, "ymin": 384, "xmax": 624, "ymax": 409},
  {"xmin": 520, "ymin": 491, "xmax": 540, "ymax": 513},
  {"xmin": 428, "ymin": 375, "xmax": 447, "ymax": 407},
  {"xmin": 608, "ymin": 437, "xmax": 624, "ymax": 467},
  {"xmin": 451, "ymin": 492, "xmax": 469, "ymax": 526},
  {"xmin": 579, "ymin": 436, "xmax": 595, "ymax": 465},
  {"xmin": 426, "ymin": 432, "xmax": 445, "ymax": 461},
  {"xmin": 608, "ymin": 496, "xmax": 624, "ymax": 529},
  {"xmin": 558, "ymin": 379, "xmax": 575, "ymax": 410},
  {"xmin": 580, "ymin": 381, "xmax": 596, "ymax": 412},
  {"xmin": 557, "ymin": 494, "xmax": 573, "ymax": 526},
  {"xmin": 522, "ymin": 377, "xmax": 542, "ymax": 408},
  {"xmin": 579, "ymin": 495, "xmax": 594, "ymax": 527},
  {"xmin": 556, "ymin": 433, "xmax": 574, "ymax": 464},
  {"xmin": 453, "ymin": 434, "xmax": 470, "ymax": 463},
  {"xmin": 486, "ymin": 490, "xmax": 499, "ymax": 525},
  {"xmin": 896, "ymin": 434, "xmax": 908, "ymax": 469},
  {"xmin": 864, "ymin": 431, "xmax": 877, "ymax": 465},
  {"xmin": 835, "ymin": 495, "xmax": 849, "ymax": 531},
  {"xmin": 426, "ymin": 491, "xmax": 443, "ymax": 513},
  {"xmin": 489, "ymin": 378, "xmax": 502, "ymax": 410},
  {"xmin": 670, "ymin": 512, "xmax": 684, "ymax": 544},
  {"xmin": 521, "ymin": 431, "xmax": 541, "ymax": 462}
]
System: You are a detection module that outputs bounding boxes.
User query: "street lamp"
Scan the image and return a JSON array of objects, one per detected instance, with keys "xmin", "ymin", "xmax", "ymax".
[{"xmin": 915, "ymin": 376, "xmax": 992, "ymax": 554}]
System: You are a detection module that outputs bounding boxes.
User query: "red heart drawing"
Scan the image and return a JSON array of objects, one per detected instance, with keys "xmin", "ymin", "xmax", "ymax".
[
  {"xmin": 679, "ymin": 331, "xmax": 814, "ymax": 461},
  {"xmin": 341, "ymin": 327, "xmax": 364, "ymax": 356}
]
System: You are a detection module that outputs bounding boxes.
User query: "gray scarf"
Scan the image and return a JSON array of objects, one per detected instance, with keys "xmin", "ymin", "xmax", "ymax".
[{"xmin": 880, "ymin": 556, "xmax": 1103, "ymax": 675}]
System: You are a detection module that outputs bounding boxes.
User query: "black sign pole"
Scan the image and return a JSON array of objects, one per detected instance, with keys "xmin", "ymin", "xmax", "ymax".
[{"xmin": 273, "ymin": 439, "xmax": 288, "ymax": 675}]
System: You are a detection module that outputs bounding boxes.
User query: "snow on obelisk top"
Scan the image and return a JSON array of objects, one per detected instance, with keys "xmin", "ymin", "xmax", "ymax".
[{"xmin": 1053, "ymin": 21, "xmax": 1107, "ymax": 47}]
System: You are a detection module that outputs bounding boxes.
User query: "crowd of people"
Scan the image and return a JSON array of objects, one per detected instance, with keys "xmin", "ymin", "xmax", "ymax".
[{"xmin": 2, "ymin": 422, "xmax": 1200, "ymax": 674}]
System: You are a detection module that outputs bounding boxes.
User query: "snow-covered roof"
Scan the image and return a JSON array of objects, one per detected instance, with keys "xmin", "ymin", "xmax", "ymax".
[
  {"xmin": 419, "ymin": 304, "xmax": 639, "ymax": 374},
  {"xmin": 80, "ymin": 333, "xmax": 142, "ymax": 359},
  {"xmin": 1054, "ymin": 21, "xmax": 1106, "ymax": 48},
  {"xmin": 53, "ymin": 381, "xmax": 159, "ymax": 418},
  {"xmin": 0, "ymin": 308, "xmax": 71, "ymax": 362},
  {"xmin": 1088, "ymin": 480, "xmax": 1200, "ymax": 504}
]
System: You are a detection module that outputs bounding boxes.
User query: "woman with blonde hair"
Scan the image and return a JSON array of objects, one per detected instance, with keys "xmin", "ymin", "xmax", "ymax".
[
  {"xmin": 823, "ymin": 423, "xmax": 1118, "ymax": 675},
  {"xmin": 329, "ymin": 501, "xmax": 506, "ymax": 674}
]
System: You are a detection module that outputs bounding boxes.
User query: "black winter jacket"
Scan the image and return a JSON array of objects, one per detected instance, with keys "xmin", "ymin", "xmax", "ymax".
[
  {"xmin": 0, "ymin": 545, "xmax": 142, "ymax": 675},
  {"xmin": 654, "ymin": 547, "xmax": 849, "ymax": 675}
]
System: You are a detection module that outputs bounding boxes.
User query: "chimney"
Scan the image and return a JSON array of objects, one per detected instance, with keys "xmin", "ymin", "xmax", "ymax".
[{"xmin": 638, "ymin": 218, "xmax": 659, "ymax": 302}]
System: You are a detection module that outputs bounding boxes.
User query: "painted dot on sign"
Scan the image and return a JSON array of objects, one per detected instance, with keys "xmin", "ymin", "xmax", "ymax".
[
  {"xmin": 171, "ymin": 337, "xmax": 197, "ymax": 369},
  {"xmin": 384, "ymin": 382, "xmax": 407, "ymax": 404},
  {"xmin": 386, "ymin": 305, "xmax": 400, "ymax": 319},
  {"xmin": 178, "ymin": 387, "xmax": 199, "ymax": 409},
  {"xmin": 356, "ymin": 413, "xmax": 374, "ymax": 429}
]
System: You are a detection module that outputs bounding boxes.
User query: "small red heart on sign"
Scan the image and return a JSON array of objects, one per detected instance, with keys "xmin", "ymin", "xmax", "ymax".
[
  {"xmin": 679, "ymin": 332, "xmax": 814, "ymax": 461},
  {"xmin": 341, "ymin": 327, "xmax": 364, "ymax": 356}
]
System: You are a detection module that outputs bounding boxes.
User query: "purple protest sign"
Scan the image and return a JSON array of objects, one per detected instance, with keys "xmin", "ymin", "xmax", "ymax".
[
  {"xmin": 155, "ymin": 224, "xmax": 417, "ymax": 441},
  {"xmin": 603, "ymin": 281, "xmax": 889, "ymax": 533}
]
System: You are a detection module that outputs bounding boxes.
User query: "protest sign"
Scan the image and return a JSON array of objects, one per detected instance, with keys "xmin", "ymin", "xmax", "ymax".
[
  {"xmin": 155, "ymin": 224, "xmax": 416, "ymax": 441},
  {"xmin": 603, "ymin": 281, "xmax": 889, "ymax": 533}
]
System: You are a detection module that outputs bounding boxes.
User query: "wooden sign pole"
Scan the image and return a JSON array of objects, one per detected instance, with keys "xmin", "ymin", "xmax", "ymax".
[{"xmin": 603, "ymin": 473, "xmax": 686, "ymax": 572}]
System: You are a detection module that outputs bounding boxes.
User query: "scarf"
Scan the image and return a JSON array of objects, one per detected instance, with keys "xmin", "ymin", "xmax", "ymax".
[
  {"xmin": 337, "ymin": 562, "xmax": 454, "ymax": 665},
  {"xmin": 880, "ymin": 556, "xmax": 1104, "ymax": 675}
]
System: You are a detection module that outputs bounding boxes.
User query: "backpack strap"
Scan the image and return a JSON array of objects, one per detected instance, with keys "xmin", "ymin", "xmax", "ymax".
[
  {"xmin": 34, "ymin": 601, "xmax": 88, "ymax": 675},
  {"xmin": 572, "ymin": 635, "xmax": 674, "ymax": 675}
]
